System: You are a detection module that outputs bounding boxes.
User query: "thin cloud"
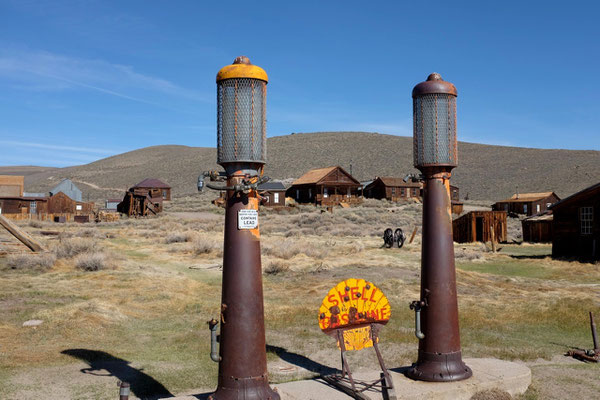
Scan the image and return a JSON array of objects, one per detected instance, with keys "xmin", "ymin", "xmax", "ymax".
[
  {"xmin": 0, "ymin": 140, "xmax": 120, "ymax": 155},
  {"xmin": 0, "ymin": 48, "xmax": 211, "ymax": 106}
]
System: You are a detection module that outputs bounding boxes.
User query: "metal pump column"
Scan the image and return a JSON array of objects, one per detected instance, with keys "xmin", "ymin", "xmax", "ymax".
[
  {"xmin": 406, "ymin": 73, "xmax": 472, "ymax": 382},
  {"xmin": 208, "ymin": 56, "xmax": 279, "ymax": 400}
]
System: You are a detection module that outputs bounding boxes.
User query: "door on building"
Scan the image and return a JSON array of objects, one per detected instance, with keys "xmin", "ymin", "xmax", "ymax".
[{"xmin": 475, "ymin": 217, "xmax": 484, "ymax": 242}]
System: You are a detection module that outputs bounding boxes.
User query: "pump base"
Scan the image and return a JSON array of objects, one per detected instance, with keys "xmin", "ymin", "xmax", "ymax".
[
  {"xmin": 406, "ymin": 350, "xmax": 472, "ymax": 382},
  {"xmin": 209, "ymin": 374, "xmax": 280, "ymax": 400}
]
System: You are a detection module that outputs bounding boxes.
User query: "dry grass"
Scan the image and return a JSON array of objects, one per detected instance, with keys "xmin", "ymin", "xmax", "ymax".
[
  {"xmin": 4, "ymin": 253, "xmax": 56, "ymax": 271},
  {"xmin": 74, "ymin": 252, "xmax": 111, "ymax": 271},
  {"xmin": 53, "ymin": 238, "xmax": 98, "ymax": 258}
]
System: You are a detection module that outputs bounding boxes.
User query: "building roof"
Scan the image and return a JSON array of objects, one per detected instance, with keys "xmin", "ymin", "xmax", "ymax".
[
  {"xmin": 133, "ymin": 178, "xmax": 171, "ymax": 189},
  {"xmin": 549, "ymin": 182, "xmax": 600, "ymax": 210},
  {"xmin": 258, "ymin": 181, "xmax": 286, "ymax": 191},
  {"xmin": 377, "ymin": 177, "xmax": 422, "ymax": 188},
  {"xmin": 523, "ymin": 210, "xmax": 553, "ymax": 222},
  {"xmin": 292, "ymin": 166, "xmax": 359, "ymax": 186},
  {"xmin": 497, "ymin": 192, "xmax": 556, "ymax": 203},
  {"xmin": 106, "ymin": 198, "xmax": 122, "ymax": 202}
]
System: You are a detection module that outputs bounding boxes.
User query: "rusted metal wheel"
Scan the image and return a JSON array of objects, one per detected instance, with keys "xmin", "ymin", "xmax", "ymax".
[
  {"xmin": 383, "ymin": 228, "xmax": 394, "ymax": 248},
  {"xmin": 394, "ymin": 228, "xmax": 405, "ymax": 248}
]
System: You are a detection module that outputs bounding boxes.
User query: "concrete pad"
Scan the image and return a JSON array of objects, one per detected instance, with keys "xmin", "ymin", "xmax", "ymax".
[
  {"xmin": 167, "ymin": 358, "xmax": 531, "ymax": 400},
  {"xmin": 274, "ymin": 358, "xmax": 531, "ymax": 400}
]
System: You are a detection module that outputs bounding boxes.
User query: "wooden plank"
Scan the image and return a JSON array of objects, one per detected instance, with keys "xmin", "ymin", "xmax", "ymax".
[
  {"xmin": 409, "ymin": 226, "xmax": 418, "ymax": 244},
  {"xmin": 0, "ymin": 214, "xmax": 45, "ymax": 252}
]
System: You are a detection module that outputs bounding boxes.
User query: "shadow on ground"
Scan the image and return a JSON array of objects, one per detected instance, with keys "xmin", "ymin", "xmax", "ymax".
[
  {"xmin": 266, "ymin": 344, "xmax": 339, "ymax": 375},
  {"xmin": 61, "ymin": 349, "xmax": 173, "ymax": 400}
]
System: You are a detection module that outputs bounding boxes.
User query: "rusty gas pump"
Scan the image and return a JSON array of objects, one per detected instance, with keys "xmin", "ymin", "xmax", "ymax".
[
  {"xmin": 201, "ymin": 56, "xmax": 279, "ymax": 400},
  {"xmin": 407, "ymin": 73, "xmax": 472, "ymax": 382}
]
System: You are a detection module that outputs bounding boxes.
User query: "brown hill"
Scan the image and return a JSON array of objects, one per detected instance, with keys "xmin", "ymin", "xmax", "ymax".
[{"xmin": 12, "ymin": 132, "xmax": 600, "ymax": 202}]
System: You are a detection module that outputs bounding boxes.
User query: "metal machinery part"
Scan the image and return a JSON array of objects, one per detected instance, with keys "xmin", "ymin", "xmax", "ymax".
[
  {"xmin": 394, "ymin": 228, "xmax": 406, "ymax": 248},
  {"xmin": 206, "ymin": 56, "xmax": 280, "ymax": 400},
  {"xmin": 406, "ymin": 73, "xmax": 472, "ymax": 382}
]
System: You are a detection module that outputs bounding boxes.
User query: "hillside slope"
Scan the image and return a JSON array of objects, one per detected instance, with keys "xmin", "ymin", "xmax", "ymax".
[{"xmin": 15, "ymin": 132, "xmax": 600, "ymax": 201}]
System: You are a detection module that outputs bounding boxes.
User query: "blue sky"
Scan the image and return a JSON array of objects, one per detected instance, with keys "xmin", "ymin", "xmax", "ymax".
[{"xmin": 0, "ymin": 1, "xmax": 598, "ymax": 167}]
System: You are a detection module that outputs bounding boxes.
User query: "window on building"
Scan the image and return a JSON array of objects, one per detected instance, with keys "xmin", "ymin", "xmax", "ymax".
[
  {"xmin": 547, "ymin": 202, "xmax": 552, "ymax": 208},
  {"xmin": 412, "ymin": 188, "xmax": 417, "ymax": 197},
  {"xmin": 30, "ymin": 201, "xmax": 37, "ymax": 214},
  {"xmin": 536, "ymin": 204, "xmax": 540, "ymax": 213},
  {"xmin": 296, "ymin": 189, "xmax": 300, "ymax": 199},
  {"xmin": 391, "ymin": 187, "xmax": 396, "ymax": 196},
  {"xmin": 76, "ymin": 204, "xmax": 82, "ymax": 211},
  {"xmin": 308, "ymin": 188, "xmax": 312, "ymax": 198},
  {"xmin": 581, "ymin": 207, "xmax": 593, "ymax": 235},
  {"xmin": 523, "ymin": 204, "xmax": 528, "ymax": 214},
  {"xmin": 274, "ymin": 193, "xmax": 279, "ymax": 203},
  {"xmin": 401, "ymin": 188, "xmax": 405, "ymax": 197},
  {"xmin": 347, "ymin": 187, "xmax": 351, "ymax": 198},
  {"xmin": 162, "ymin": 190, "xmax": 168, "ymax": 199},
  {"xmin": 324, "ymin": 188, "xmax": 328, "ymax": 198}
]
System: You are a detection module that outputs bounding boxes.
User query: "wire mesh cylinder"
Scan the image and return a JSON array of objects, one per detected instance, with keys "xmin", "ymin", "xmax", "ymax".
[
  {"xmin": 412, "ymin": 74, "xmax": 457, "ymax": 169},
  {"xmin": 217, "ymin": 77, "xmax": 267, "ymax": 166}
]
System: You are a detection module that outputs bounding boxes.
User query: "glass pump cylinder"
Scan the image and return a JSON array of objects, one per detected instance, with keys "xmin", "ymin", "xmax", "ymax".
[
  {"xmin": 217, "ymin": 56, "xmax": 267, "ymax": 168},
  {"xmin": 412, "ymin": 73, "xmax": 458, "ymax": 169}
]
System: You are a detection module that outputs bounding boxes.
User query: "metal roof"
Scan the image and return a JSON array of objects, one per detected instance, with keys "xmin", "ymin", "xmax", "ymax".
[
  {"xmin": 496, "ymin": 192, "xmax": 556, "ymax": 203},
  {"xmin": 258, "ymin": 182, "xmax": 286, "ymax": 191},
  {"xmin": 133, "ymin": 178, "xmax": 171, "ymax": 189}
]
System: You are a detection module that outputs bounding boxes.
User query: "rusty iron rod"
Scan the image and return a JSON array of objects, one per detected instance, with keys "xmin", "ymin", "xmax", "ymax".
[{"xmin": 590, "ymin": 311, "xmax": 599, "ymax": 351}]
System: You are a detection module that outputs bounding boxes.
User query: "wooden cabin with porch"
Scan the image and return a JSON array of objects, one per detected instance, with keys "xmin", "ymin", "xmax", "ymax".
[
  {"xmin": 363, "ymin": 177, "xmax": 423, "ymax": 201},
  {"xmin": 287, "ymin": 166, "xmax": 362, "ymax": 206},
  {"xmin": 453, "ymin": 211, "xmax": 507, "ymax": 243},
  {"xmin": 550, "ymin": 182, "xmax": 600, "ymax": 261},
  {"xmin": 493, "ymin": 192, "xmax": 560, "ymax": 216}
]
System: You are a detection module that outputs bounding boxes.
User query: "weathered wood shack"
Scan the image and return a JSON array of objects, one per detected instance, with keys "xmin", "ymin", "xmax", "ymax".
[
  {"xmin": 47, "ymin": 192, "xmax": 94, "ymax": 214},
  {"xmin": 550, "ymin": 182, "xmax": 600, "ymax": 261},
  {"xmin": 0, "ymin": 196, "xmax": 48, "ymax": 215},
  {"xmin": 132, "ymin": 178, "xmax": 171, "ymax": 201},
  {"xmin": 287, "ymin": 166, "xmax": 362, "ymax": 206},
  {"xmin": 450, "ymin": 185, "xmax": 463, "ymax": 214},
  {"xmin": 363, "ymin": 177, "xmax": 423, "ymax": 201},
  {"xmin": 521, "ymin": 211, "xmax": 553, "ymax": 243},
  {"xmin": 258, "ymin": 182, "xmax": 286, "ymax": 207},
  {"xmin": 493, "ymin": 192, "xmax": 560, "ymax": 216},
  {"xmin": 453, "ymin": 211, "xmax": 507, "ymax": 243},
  {"xmin": 0, "ymin": 175, "xmax": 24, "ymax": 197},
  {"xmin": 117, "ymin": 189, "xmax": 163, "ymax": 217}
]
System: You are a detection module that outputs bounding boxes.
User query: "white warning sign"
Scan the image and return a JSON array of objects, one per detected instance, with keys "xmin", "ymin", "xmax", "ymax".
[{"xmin": 238, "ymin": 209, "xmax": 258, "ymax": 230}]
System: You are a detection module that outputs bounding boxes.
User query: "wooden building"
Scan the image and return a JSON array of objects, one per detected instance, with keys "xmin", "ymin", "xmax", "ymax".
[
  {"xmin": 258, "ymin": 182, "xmax": 286, "ymax": 207},
  {"xmin": 363, "ymin": 177, "xmax": 423, "ymax": 201},
  {"xmin": 0, "ymin": 175, "xmax": 24, "ymax": 197},
  {"xmin": 453, "ymin": 211, "xmax": 507, "ymax": 243},
  {"xmin": 521, "ymin": 211, "xmax": 553, "ymax": 243},
  {"xmin": 132, "ymin": 178, "xmax": 171, "ymax": 201},
  {"xmin": 0, "ymin": 196, "xmax": 48, "ymax": 215},
  {"xmin": 493, "ymin": 192, "xmax": 560, "ymax": 216},
  {"xmin": 117, "ymin": 190, "xmax": 163, "ymax": 217},
  {"xmin": 287, "ymin": 166, "xmax": 362, "ymax": 206},
  {"xmin": 47, "ymin": 192, "xmax": 94, "ymax": 214},
  {"xmin": 550, "ymin": 182, "xmax": 600, "ymax": 261},
  {"xmin": 450, "ymin": 185, "xmax": 463, "ymax": 214},
  {"xmin": 50, "ymin": 179, "xmax": 83, "ymax": 202}
]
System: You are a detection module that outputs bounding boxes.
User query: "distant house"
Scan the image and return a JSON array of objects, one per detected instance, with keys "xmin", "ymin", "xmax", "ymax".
[
  {"xmin": 453, "ymin": 211, "xmax": 507, "ymax": 243},
  {"xmin": 0, "ymin": 175, "xmax": 24, "ymax": 197},
  {"xmin": 450, "ymin": 185, "xmax": 463, "ymax": 214},
  {"xmin": 286, "ymin": 166, "xmax": 362, "ymax": 206},
  {"xmin": 363, "ymin": 177, "xmax": 423, "ymax": 201},
  {"xmin": 47, "ymin": 192, "xmax": 94, "ymax": 214},
  {"xmin": 105, "ymin": 199, "xmax": 121, "ymax": 211},
  {"xmin": 0, "ymin": 196, "xmax": 48, "ymax": 215},
  {"xmin": 258, "ymin": 182, "xmax": 286, "ymax": 207},
  {"xmin": 492, "ymin": 192, "xmax": 560, "ymax": 216},
  {"xmin": 50, "ymin": 179, "xmax": 83, "ymax": 202},
  {"xmin": 522, "ymin": 211, "xmax": 553, "ymax": 243},
  {"xmin": 132, "ymin": 178, "xmax": 171, "ymax": 201},
  {"xmin": 550, "ymin": 182, "xmax": 600, "ymax": 261}
]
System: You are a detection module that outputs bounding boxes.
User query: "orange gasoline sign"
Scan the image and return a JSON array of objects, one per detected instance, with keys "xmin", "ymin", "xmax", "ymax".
[{"xmin": 318, "ymin": 279, "xmax": 391, "ymax": 350}]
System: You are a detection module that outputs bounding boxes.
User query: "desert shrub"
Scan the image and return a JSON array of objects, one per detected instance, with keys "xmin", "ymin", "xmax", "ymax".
[
  {"xmin": 455, "ymin": 244, "xmax": 486, "ymax": 261},
  {"xmin": 28, "ymin": 220, "xmax": 43, "ymax": 228},
  {"xmin": 5, "ymin": 253, "xmax": 56, "ymax": 271},
  {"xmin": 264, "ymin": 260, "xmax": 289, "ymax": 275},
  {"xmin": 165, "ymin": 231, "xmax": 194, "ymax": 244},
  {"xmin": 76, "ymin": 228, "xmax": 105, "ymax": 239},
  {"xmin": 54, "ymin": 238, "xmax": 98, "ymax": 258},
  {"xmin": 75, "ymin": 252, "xmax": 108, "ymax": 271},
  {"xmin": 192, "ymin": 237, "xmax": 222, "ymax": 256}
]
